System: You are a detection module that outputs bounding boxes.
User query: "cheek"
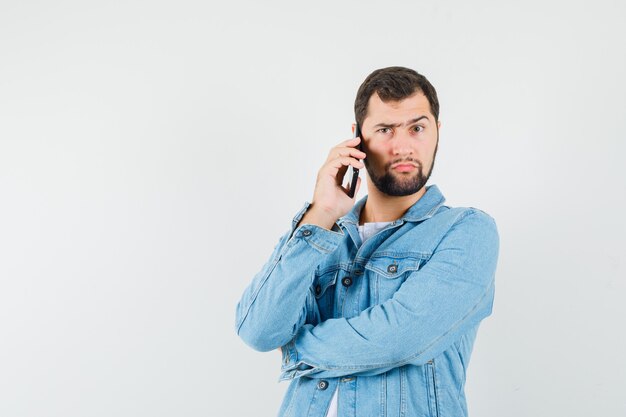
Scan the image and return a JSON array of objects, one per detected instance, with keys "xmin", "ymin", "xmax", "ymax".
[
  {"xmin": 363, "ymin": 150, "xmax": 387, "ymax": 172},
  {"xmin": 418, "ymin": 140, "xmax": 437, "ymax": 158},
  {"xmin": 364, "ymin": 141, "xmax": 391, "ymax": 162}
]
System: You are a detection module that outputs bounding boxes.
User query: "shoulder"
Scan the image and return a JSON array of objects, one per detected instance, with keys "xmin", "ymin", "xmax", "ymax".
[
  {"xmin": 434, "ymin": 205, "xmax": 497, "ymax": 226},
  {"xmin": 431, "ymin": 205, "xmax": 499, "ymax": 246}
]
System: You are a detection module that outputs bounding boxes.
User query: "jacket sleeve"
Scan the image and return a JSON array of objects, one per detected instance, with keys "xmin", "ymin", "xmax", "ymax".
[
  {"xmin": 235, "ymin": 201, "xmax": 345, "ymax": 352},
  {"xmin": 279, "ymin": 209, "xmax": 499, "ymax": 380}
]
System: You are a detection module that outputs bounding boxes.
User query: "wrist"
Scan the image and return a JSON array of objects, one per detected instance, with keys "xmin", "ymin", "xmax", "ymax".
[{"xmin": 298, "ymin": 203, "xmax": 337, "ymax": 231}]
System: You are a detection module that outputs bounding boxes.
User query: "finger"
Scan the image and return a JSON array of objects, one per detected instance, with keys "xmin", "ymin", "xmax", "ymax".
[
  {"xmin": 320, "ymin": 156, "xmax": 362, "ymax": 185},
  {"xmin": 325, "ymin": 156, "xmax": 365, "ymax": 174},
  {"xmin": 327, "ymin": 146, "xmax": 367, "ymax": 162},
  {"xmin": 334, "ymin": 136, "xmax": 362, "ymax": 148},
  {"xmin": 336, "ymin": 147, "xmax": 367, "ymax": 159}
]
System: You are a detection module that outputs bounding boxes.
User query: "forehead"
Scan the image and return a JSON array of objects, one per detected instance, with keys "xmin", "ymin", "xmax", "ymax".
[{"xmin": 364, "ymin": 91, "xmax": 433, "ymax": 123}]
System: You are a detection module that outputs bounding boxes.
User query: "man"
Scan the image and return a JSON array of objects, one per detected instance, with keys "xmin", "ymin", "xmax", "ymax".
[{"xmin": 235, "ymin": 66, "xmax": 499, "ymax": 417}]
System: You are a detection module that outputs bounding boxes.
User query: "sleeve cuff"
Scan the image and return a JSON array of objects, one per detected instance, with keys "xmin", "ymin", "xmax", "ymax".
[
  {"xmin": 279, "ymin": 335, "xmax": 317, "ymax": 381},
  {"xmin": 286, "ymin": 201, "xmax": 345, "ymax": 255}
]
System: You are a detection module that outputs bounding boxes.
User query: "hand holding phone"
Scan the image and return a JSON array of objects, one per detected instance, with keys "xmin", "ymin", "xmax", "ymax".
[{"xmin": 299, "ymin": 126, "xmax": 366, "ymax": 229}]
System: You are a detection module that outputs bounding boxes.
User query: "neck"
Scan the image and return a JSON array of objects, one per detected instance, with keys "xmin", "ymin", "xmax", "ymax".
[{"xmin": 359, "ymin": 182, "xmax": 427, "ymax": 225}]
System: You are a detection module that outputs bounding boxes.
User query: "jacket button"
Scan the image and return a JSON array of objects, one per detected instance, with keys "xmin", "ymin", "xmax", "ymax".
[
  {"xmin": 341, "ymin": 277, "xmax": 352, "ymax": 287},
  {"xmin": 302, "ymin": 230, "xmax": 312, "ymax": 236},
  {"xmin": 317, "ymin": 380, "xmax": 328, "ymax": 390},
  {"xmin": 387, "ymin": 264, "xmax": 398, "ymax": 273},
  {"xmin": 315, "ymin": 284, "xmax": 322, "ymax": 296}
]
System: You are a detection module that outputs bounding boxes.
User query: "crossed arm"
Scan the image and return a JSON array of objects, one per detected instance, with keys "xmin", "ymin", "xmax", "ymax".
[{"xmin": 235, "ymin": 205, "xmax": 499, "ymax": 380}]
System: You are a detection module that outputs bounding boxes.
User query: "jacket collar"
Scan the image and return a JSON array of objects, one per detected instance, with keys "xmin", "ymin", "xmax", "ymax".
[{"xmin": 337, "ymin": 184, "xmax": 446, "ymax": 226}]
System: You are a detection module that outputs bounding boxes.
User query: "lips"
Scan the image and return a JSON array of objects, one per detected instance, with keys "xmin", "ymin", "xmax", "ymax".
[{"xmin": 391, "ymin": 162, "xmax": 418, "ymax": 172}]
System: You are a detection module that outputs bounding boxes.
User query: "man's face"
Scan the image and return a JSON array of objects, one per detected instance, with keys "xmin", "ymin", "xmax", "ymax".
[{"xmin": 361, "ymin": 91, "xmax": 440, "ymax": 197}]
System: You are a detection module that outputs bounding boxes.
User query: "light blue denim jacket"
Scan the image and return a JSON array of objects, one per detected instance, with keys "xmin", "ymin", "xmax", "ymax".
[{"xmin": 235, "ymin": 184, "xmax": 499, "ymax": 417}]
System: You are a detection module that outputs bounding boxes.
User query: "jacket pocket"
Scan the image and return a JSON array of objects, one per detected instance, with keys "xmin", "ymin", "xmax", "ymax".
[
  {"xmin": 311, "ymin": 265, "xmax": 342, "ymax": 322},
  {"xmin": 364, "ymin": 253, "xmax": 428, "ymax": 303},
  {"xmin": 425, "ymin": 359, "xmax": 440, "ymax": 417}
]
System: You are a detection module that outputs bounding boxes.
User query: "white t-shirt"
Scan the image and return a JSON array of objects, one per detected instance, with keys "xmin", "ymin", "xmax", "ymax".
[{"xmin": 324, "ymin": 220, "xmax": 393, "ymax": 417}]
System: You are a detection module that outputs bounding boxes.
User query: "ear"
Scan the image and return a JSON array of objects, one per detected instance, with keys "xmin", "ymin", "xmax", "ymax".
[
  {"xmin": 351, "ymin": 123, "xmax": 356, "ymax": 135},
  {"xmin": 437, "ymin": 120, "xmax": 441, "ymax": 130}
]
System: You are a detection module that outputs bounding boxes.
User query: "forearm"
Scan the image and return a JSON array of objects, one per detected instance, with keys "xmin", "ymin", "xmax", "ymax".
[
  {"xmin": 235, "ymin": 202, "xmax": 344, "ymax": 352},
  {"xmin": 280, "ymin": 281, "xmax": 494, "ymax": 379}
]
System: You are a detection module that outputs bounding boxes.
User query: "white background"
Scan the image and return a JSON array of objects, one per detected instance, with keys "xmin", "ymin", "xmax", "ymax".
[{"xmin": 1, "ymin": 1, "xmax": 625, "ymax": 416}]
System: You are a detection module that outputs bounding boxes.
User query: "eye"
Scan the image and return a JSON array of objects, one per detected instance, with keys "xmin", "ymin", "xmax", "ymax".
[
  {"xmin": 377, "ymin": 127, "xmax": 391, "ymax": 134},
  {"xmin": 412, "ymin": 125, "xmax": 424, "ymax": 133}
]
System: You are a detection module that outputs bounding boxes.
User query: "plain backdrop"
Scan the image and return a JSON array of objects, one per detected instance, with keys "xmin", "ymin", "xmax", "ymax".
[{"xmin": 1, "ymin": 1, "xmax": 625, "ymax": 416}]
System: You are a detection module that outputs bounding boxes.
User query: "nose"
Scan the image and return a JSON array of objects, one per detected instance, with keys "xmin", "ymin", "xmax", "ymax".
[{"xmin": 390, "ymin": 129, "xmax": 414, "ymax": 156}]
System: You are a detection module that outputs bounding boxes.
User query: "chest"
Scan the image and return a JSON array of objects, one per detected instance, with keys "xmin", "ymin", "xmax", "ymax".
[{"xmin": 307, "ymin": 221, "xmax": 438, "ymax": 323}]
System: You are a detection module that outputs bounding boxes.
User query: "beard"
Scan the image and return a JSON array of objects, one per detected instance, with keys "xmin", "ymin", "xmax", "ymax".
[{"xmin": 364, "ymin": 139, "xmax": 438, "ymax": 197}]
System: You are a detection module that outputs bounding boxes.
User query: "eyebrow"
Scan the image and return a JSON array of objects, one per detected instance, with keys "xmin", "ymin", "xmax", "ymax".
[{"xmin": 373, "ymin": 115, "xmax": 430, "ymax": 129}]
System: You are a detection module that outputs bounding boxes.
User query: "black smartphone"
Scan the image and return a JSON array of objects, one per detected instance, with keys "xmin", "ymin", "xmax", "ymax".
[{"xmin": 346, "ymin": 122, "xmax": 363, "ymax": 198}]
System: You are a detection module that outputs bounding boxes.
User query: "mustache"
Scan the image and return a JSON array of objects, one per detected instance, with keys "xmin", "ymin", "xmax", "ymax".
[{"xmin": 387, "ymin": 158, "xmax": 420, "ymax": 169}]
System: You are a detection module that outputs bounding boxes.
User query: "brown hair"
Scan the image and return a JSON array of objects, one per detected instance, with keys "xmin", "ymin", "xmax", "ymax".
[{"xmin": 354, "ymin": 66, "xmax": 440, "ymax": 127}]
